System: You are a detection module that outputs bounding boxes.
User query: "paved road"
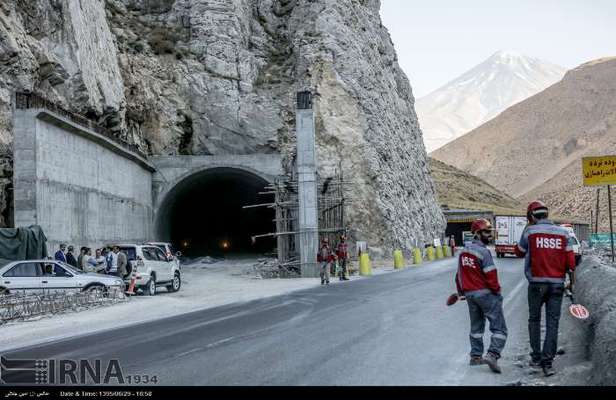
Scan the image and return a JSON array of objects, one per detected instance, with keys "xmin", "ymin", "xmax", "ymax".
[{"xmin": 3, "ymin": 255, "xmax": 531, "ymax": 385}]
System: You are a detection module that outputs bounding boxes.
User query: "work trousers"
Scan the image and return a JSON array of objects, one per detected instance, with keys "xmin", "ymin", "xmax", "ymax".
[
  {"xmin": 338, "ymin": 258, "xmax": 348, "ymax": 278},
  {"xmin": 320, "ymin": 261, "xmax": 331, "ymax": 283},
  {"xmin": 467, "ymin": 292, "xmax": 508, "ymax": 358},
  {"xmin": 528, "ymin": 283, "xmax": 564, "ymax": 367}
]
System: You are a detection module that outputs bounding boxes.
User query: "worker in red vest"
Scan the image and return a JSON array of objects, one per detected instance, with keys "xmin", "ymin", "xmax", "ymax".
[
  {"xmin": 515, "ymin": 200, "xmax": 576, "ymax": 377},
  {"xmin": 455, "ymin": 218, "xmax": 507, "ymax": 374},
  {"xmin": 335, "ymin": 235, "xmax": 350, "ymax": 281},
  {"xmin": 317, "ymin": 237, "xmax": 335, "ymax": 285}
]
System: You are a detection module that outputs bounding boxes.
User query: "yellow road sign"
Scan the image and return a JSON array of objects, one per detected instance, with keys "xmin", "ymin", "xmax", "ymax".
[{"xmin": 583, "ymin": 156, "xmax": 616, "ymax": 186}]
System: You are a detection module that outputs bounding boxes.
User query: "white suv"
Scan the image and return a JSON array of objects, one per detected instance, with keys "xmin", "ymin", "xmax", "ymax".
[
  {"xmin": 114, "ymin": 244, "xmax": 181, "ymax": 296},
  {"xmin": 144, "ymin": 242, "xmax": 181, "ymax": 270}
]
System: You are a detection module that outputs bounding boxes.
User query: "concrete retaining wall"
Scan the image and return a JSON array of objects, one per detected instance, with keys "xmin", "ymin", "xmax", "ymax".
[
  {"xmin": 574, "ymin": 255, "xmax": 616, "ymax": 385},
  {"xmin": 13, "ymin": 109, "xmax": 155, "ymax": 253}
]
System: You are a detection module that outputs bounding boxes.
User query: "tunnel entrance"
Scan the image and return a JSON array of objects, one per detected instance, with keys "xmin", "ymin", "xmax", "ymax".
[{"xmin": 156, "ymin": 168, "xmax": 275, "ymax": 258}]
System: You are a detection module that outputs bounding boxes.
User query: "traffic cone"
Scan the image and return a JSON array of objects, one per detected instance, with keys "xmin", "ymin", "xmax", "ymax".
[
  {"xmin": 436, "ymin": 245, "xmax": 444, "ymax": 259},
  {"xmin": 125, "ymin": 273, "xmax": 137, "ymax": 295},
  {"xmin": 393, "ymin": 250, "xmax": 405, "ymax": 269}
]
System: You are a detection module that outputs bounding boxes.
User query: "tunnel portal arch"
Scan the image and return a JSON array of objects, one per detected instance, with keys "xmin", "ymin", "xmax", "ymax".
[{"xmin": 152, "ymin": 159, "xmax": 281, "ymax": 258}]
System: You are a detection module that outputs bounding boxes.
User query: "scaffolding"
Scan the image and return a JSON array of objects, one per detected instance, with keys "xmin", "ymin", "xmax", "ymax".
[{"xmin": 246, "ymin": 165, "xmax": 352, "ymax": 277}]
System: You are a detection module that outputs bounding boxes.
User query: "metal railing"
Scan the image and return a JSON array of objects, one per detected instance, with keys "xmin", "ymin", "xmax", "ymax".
[
  {"xmin": 0, "ymin": 287, "xmax": 127, "ymax": 324},
  {"xmin": 14, "ymin": 92, "xmax": 146, "ymax": 158}
]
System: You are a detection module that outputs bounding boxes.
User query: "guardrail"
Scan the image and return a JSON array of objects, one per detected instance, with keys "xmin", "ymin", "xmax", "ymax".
[
  {"xmin": 14, "ymin": 92, "xmax": 146, "ymax": 159},
  {"xmin": 0, "ymin": 287, "xmax": 126, "ymax": 324}
]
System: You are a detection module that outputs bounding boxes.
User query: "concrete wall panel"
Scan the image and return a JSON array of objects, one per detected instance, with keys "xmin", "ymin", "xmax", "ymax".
[{"xmin": 13, "ymin": 109, "xmax": 154, "ymax": 253}]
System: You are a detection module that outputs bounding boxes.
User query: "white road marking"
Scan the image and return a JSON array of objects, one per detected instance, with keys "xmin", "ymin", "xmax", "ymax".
[{"xmin": 504, "ymin": 279, "xmax": 527, "ymax": 310}]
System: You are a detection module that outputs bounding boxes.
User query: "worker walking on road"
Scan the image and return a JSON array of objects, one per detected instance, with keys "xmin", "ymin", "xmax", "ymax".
[
  {"xmin": 515, "ymin": 201, "xmax": 576, "ymax": 377},
  {"xmin": 335, "ymin": 235, "xmax": 350, "ymax": 281},
  {"xmin": 455, "ymin": 218, "xmax": 507, "ymax": 374},
  {"xmin": 317, "ymin": 237, "xmax": 335, "ymax": 285}
]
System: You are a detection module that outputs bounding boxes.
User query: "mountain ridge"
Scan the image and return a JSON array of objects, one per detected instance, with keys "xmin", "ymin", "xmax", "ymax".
[
  {"xmin": 417, "ymin": 50, "xmax": 566, "ymax": 152},
  {"xmin": 432, "ymin": 57, "xmax": 616, "ymax": 229}
]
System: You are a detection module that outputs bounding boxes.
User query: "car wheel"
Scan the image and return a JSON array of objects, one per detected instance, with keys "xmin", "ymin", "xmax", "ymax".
[
  {"xmin": 85, "ymin": 284, "xmax": 107, "ymax": 297},
  {"xmin": 146, "ymin": 275, "xmax": 156, "ymax": 296},
  {"xmin": 167, "ymin": 272, "xmax": 181, "ymax": 293}
]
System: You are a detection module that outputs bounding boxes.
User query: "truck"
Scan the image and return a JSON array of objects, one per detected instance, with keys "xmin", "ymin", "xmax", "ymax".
[{"xmin": 494, "ymin": 215, "xmax": 527, "ymax": 258}]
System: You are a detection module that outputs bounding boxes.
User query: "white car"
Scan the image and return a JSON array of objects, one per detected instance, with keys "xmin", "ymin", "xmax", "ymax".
[
  {"xmin": 560, "ymin": 224, "xmax": 583, "ymax": 265},
  {"xmin": 115, "ymin": 244, "xmax": 181, "ymax": 296},
  {"xmin": 0, "ymin": 260, "xmax": 124, "ymax": 295}
]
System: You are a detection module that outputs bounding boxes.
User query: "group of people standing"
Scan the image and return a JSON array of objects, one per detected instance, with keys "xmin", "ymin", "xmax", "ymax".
[
  {"xmin": 317, "ymin": 235, "xmax": 351, "ymax": 285},
  {"xmin": 454, "ymin": 200, "xmax": 576, "ymax": 377},
  {"xmin": 54, "ymin": 243, "xmax": 128, "ymax": 278}
]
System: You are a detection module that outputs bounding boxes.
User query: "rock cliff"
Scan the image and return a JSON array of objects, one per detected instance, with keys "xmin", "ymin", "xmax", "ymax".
[{"xmin": 0, "ymin": 0, "xmax": 445, "ymax": 250}]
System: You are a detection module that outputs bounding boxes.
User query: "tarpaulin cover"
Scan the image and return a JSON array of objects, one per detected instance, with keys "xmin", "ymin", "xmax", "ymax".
[{"xmin": 0, "ymin": 225, "xmax": 48, "ymax": 266}]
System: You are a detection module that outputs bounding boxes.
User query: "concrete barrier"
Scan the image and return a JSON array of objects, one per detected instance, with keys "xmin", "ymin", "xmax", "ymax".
[
  {"xmin": 359, "ymin": 253, "xmax": 373, "ymax": 276},
  {"xmin": 393, "ymin": 250, "xmax": 405, "ymax": 269},
  {"xmin": 412, "ymin": 248, "xmax": 422, "ymax": 265},
  {"xmin": 435, "ymin": 246, "xmax": 444, "ymax": 259},
  {"xmin": 443, "ymin": 245, "xmax": 451, "ymax": 258},
  {"xmin": 426, "ymin": 246, "xmax": 435, "ymax": 261},
  {"xmin": 574, "ymin": 255, "xmax": 616, "ymax": 385}
]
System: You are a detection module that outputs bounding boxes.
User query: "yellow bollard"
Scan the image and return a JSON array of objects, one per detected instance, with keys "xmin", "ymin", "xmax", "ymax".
[
  {"xmin": 393, "ymin": 250, "xmax": 405, "ymax": 269},
  {"xmin": 426, "ymin": 246, "xmax": 435, "ymax": 261},
  {"xmin": 359, "ymin": 253, "xmax": 373, "ymax": 276},
  {"xmin": 443, "ymin": 245, "xmax": 452, "ymax": 258},
  {"xmin": 413, "ymin": 248, "xmax": 422, "ymax": 265},
  {"xmin": 436, "ymin": 245, "xmax": 444, "ymax": 259}
]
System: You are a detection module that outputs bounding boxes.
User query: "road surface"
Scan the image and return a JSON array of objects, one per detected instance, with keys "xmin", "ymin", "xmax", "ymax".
[{"xmin": 3, "ymin": 255, "xmax": 542, "ymax": 386}]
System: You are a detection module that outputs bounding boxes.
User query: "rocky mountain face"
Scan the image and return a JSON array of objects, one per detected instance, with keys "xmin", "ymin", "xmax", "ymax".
[
  {"xmin": 432, "ymin": 57, "xmax": 616, "ymax": 229},
  {"xmin": 0, "ymin": 0, "xmax": 445, "ymax": 250},
  {"xmin": 417, "ymin": 50, "xmax": 566, "ymax": 153}
]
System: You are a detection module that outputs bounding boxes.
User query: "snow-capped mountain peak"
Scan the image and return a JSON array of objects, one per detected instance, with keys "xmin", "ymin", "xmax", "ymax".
[{"xmin": 416, "ymin": 50, "xmax": 567, "ymax": 153}]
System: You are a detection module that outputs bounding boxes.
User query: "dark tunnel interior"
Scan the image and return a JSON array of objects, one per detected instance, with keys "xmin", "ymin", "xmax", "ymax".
[{"xmin": 157, "ymin": 168, "xmax": 275, "ymax": 258}]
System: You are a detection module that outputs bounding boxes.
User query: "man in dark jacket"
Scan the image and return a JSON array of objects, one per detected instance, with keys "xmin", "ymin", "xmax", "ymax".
[
  {"xmin": 515, "ymin": 201, "xmax": 576, "ymax": 377},
  {"xmin": 66, "ymin": 245, "xmax": 78, "ymax": 268},
  {"xmin": 54, "ymin": 244, "xmax": 67, "ymax": 263},
  {"xmin": 455, "ymin": 218, "xmax": 507, "ymax": 374}
]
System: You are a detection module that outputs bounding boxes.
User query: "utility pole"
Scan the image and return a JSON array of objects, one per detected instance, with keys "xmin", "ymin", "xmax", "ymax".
[
  {"xmin": 608, "ymin": 185, "xmax": 615, "ymax": 262},
  {"xmin": 595, "ymin": 188, "xmax": 601, "ymax": 233},
  {"xmin": 296, "ymin": 91, "xmax": 319, "ymax": 277}
]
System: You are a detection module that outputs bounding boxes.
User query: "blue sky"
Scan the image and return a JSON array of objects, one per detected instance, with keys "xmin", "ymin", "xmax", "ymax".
[{"xmin": 380, "ymin": 0, "xmax": 616, "ymax": 97}]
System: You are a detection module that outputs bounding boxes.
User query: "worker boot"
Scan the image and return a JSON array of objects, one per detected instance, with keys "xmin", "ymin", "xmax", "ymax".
[
  {"xmin": 542, "ymin": 363, "xmax": 555, "ymax": 377},
  {"xmin": 469, "ymin": 356, "xmax": 484, "ymax": 366},
  {"xmin": 484, "ymin": 352, "xmax": 502, "ymax": 374}
]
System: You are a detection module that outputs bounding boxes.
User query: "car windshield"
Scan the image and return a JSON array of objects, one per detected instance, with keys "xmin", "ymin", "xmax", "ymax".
[
  {"xmin": 58, "ymin": 262, "xmax": 85, "ymax": 274},
  {"xmin": 568, "ymin": 236, "xmax": 579, "ymax": 246}
]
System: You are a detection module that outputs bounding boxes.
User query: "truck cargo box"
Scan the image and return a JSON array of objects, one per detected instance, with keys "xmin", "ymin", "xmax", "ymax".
[{"xmin": 495, "ymin": 216, "xmax": 527, "ymax": 258}]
